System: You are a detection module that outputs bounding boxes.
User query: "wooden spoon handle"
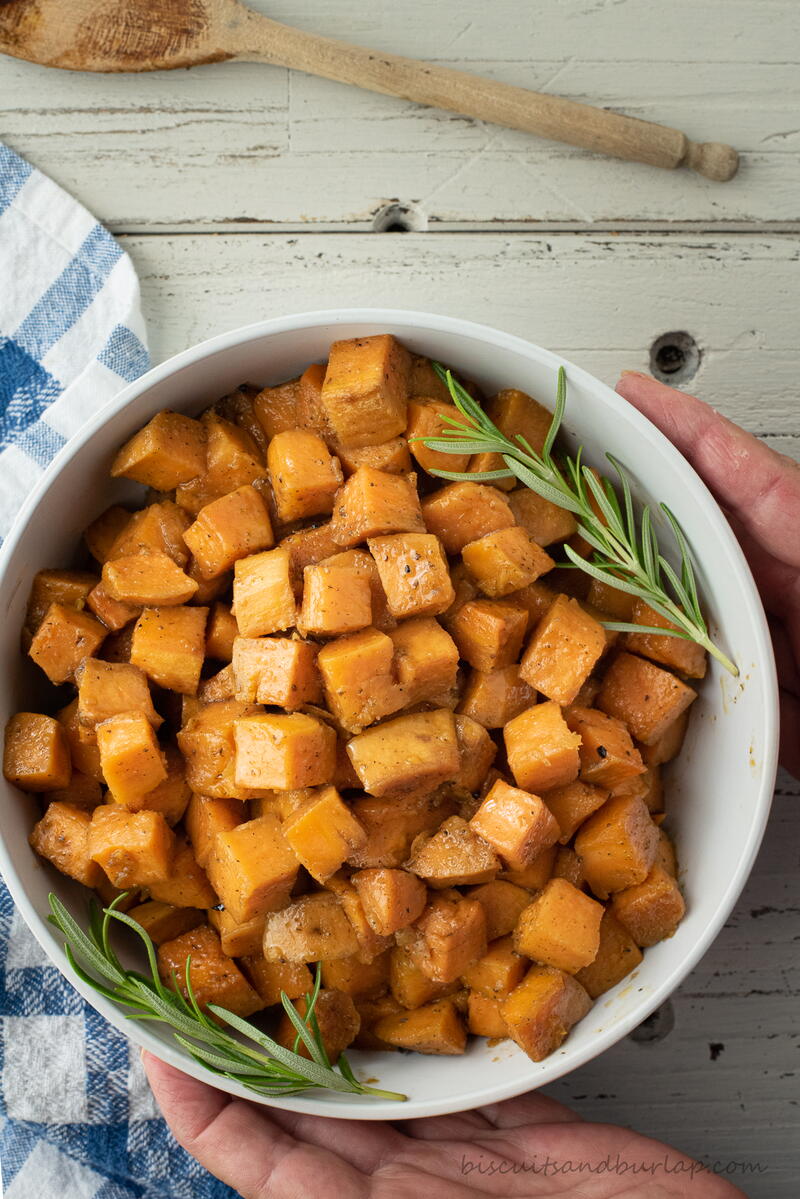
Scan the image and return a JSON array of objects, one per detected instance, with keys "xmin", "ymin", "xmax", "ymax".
[{"xmin": 233, "ymin": 15, "xmax": 738, "ymax": 181}]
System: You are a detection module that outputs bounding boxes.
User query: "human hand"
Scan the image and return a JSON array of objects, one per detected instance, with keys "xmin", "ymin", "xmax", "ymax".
[
  {"xmin": 143, "ymin": 1052, "xmax": 745, "ymax": 1199},
  {"xmin": 616, "ymin": 371, "xmax": 800, "ymax": 779}
]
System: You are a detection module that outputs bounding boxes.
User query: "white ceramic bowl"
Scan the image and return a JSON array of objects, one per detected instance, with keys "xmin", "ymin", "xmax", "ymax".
[{"xmin": 0, "ymin": 309, "xmax": 779, "ymax": 1120}]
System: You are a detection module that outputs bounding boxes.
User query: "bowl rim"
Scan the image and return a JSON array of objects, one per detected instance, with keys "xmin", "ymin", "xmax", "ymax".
[{"xmin": 0, "ymin": 307, "xmax": 780, "ymax": 1120}]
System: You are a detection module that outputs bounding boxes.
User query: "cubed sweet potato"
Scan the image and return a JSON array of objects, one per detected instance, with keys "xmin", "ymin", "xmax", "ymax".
[
  {"xmin": 449, "ymin": 599, "xmax": 529, "ymax": 673},
  {"xmin": 206, "ymin": 814, "xmax": 298, "ymax": 923},
  {"xmin": 77, "ymin": 659, "xmax": 161, "ymax": 732},
  {"xmin": 283, "ymin": 786, "xmax": 367, "ymax": 882},
  {"xmin": 213, "ymin": 383, "xmax": 269, "ymax": 457},
  {"xmin": 467, "ymin": 879, "xmax": 532, "ymax": 940},
  {"xmin": 640, "ymin": 709, "xmax": 690, "ymax": 768},
  {"xmin": 89, "ymin": 805, "xmax": 175, "ymax": 888},
  {"xmin": 157, "ymin": 925, "xmax": 263, "ymax": 1017},
  {"xmin": 565, "ymin": 706, "xmax": 646, "ymax": 790},
  {"xmin": 321, "ymin": 334, "xmax": 410, "ymax": 448},
  {"xmin": 468, "ymin": 388, "xmax": 553, "ymax": 479},
  {"xmin": 574, "ymin": 793, "xmax": 659, "ymax": 898},
  {"xmin": 317, "ymin": 627, "xmax": 401, "ymax": 733},
  {"xmin": 298, "ymin": 558, "xmax": 373, "ymax": 636},
  {"xmin": 24, "ymin": 569, "xmax": 96, "ymax": 638},
  {"xmin": 406, "ymin": 397, "xmax": 471, "ymax": 476},
  {"xmin": 462, "ymin": 935, "xmax": 528, "ymax": 998},
  {"xmin": 148, "ymin": 837, "xmax": 217, "ymax": 908},
  {"xmin": 504, "ymin": 701, "xmax": 581, "ymax": 793},
  {"xmin": 347, "ymin": 709, "xmax": 460, "ymax": 798},
  {"xmin": 408, "ymin": 355, "xmax": 453, "ymax": 403},
  {"xmin": 183, "ymin": 485, "xmax": 274, "ymax": 579},
  {"xmin": 586, "ymin": 579, "xmax": 635, "ymax": 622},
  {"xmin": 263, "ymin": 892, "xmax": 359, "ymax": 962},
  {"xmin": 598, "ymin": 652, "xmax": 697, "ymax": 745},
  {"xmin": 85, "ymin": 581, "xmax": 140, "ymax": 633},
  {"xmin": 624, "ymin": 598, "xmax": 707, "ymax": 679},
  {"xmin": 457, "ymin": 665, "xmax": 536, "ymax": 729},
  {"xmin": 29, "ymin": 603, "xmax": 106, "ymax": 684},
  {"xmin": 102, "ymin": 553, "xmax": 198, "ymax": 608},
  {"xmin": 367, "ymin": 533, "xmax": 454, "ymax": 620},
  {"xmin": 252, "ymin": 376, "xmax": 301, "ymax": 439},
  {"xmin": 519, "ymin": 595, "xmax": 607, "ymax": 706},
  {"xmin": 57, "ymin": 699, "xmax": 104, "ymax": 781},
  {"xmin": 324, "ymin": 873, "xmax": 391, "ymax": 963},
  {"xmin": 232, "ymin": 547, "xmax": 296, "ymax": 638},
  {"xmin": 96, "ymin": 712, "xmax": 167, "ymax": 804},
  {"xmin": 337, "ymin": 437, "xmax": 412, "ymax": 477},
  {"xmin": 240, "ymin": 956, "xmax": 313, "ymax": 1007},
  {"xmin": 409, "ymin": 815, "xmax": 499, "ymax": 887},
  {"xmin": 408, "ymin": 893, "xmax": 487, "ymax": 983},
  {"xmin": 331, "ymin": 466, "xmax": 424, "ymax": 547},
  {"xmin": 175, "ymin": 413, "xmax": 264, "ymax": 515},
  {"xmin": 514, "ymin": 878, "xmax": 603, "ymax": 973},
  {"xmin": 508, "ymin": 488, "xmax": 577, "ymax": 546},
  {"xmin": 499, "ymin": 844, "xmax": 557, "ymax": 890},
  {"xmin": 421, "ymin": 482, "xmax": 515, "ymax": 554},
  {"xmin": 275, "ymin": 988, "xmax": 360, "ymax": 1061},
  {"xmin": 351, "ymin": 868, "xmax": 427, "ymax": 937},
  {"xmin": 85, "ymin": 506, "xmax": 132, "ymax": 566},
  {"xmin": 610, "ymin": 865, "xmax": 685, "ymax": 947},
  {"xmin": 321, "ymin": 949, "xmax": 391, "ymax": 999},
  {"xmin": 29, "ymin": 801, "xmax": 102, "ymax": 886},
  {"xmin": 468, "ymin": 993, "xmax": 508, "ymax": 1038},
  {"xmin": 110, "ymin": 742, "xmax": 189, "ymax": 824},
  {"xmin": 574, "ymin": 909, "xmax": 643, "ymax": 998},
  {"xmin": 280, "ymin": 523, "xmax": 340, "ymax": 582},
  {"xmin": 205, "ymin": 603, "xmax": 238, "ymax": 662},
  {"xmin": 4, "ymin": 712, "xmax": 71, "ymax": 792},
  {"xmin": 198, "ymin": 664, "xmax": 237, "ymax": 703},
  {"xmin": 128, "ymin": 900, "xmax": 204, "ymax": 945},
  {"xmin": 346, "ymin": 791, "xmax": 459, "ymax": 869},
  {"xmin": 130, "ymin": 605, "xmax": 208, "ymax": 695},
  {"xmin": 501, "ymin": 965, "xmax": 591, "ymax": 1061},
  {"xmin": 389, "ymin": 944, "xmax": 458, "ymax": 1009},
  {"xmin": 389, "ymin": 617, "xmax": 459, "ymax": 706},
  {"xmin": 463, "ymin": 526, "xmax": 554, "ymax": 598},
  {"xmin": 46, "ymin": 771, "xmax": 103, "ymax": 809},
  {"xmin": 267, "ymin": 430, "xmax": 343, "ymax": 523},
  {"xmin": 208, "ymin": 908, "xmax": 266, "ymax": 957},
  {"xmin": 233, "ymin": 712, "xmax": 336, "ymax": 791},
  {"xmin": 109, "ymin": 501, "xmax": 191, "ymax": 566},
  {"xmin": 374, "ymin": 998, "xmax": 466, "ymax": 1055},
  {"xmin": 453, "ymin": 714, "xmax": 497, "ymax": 793},
  {"xmin": 470, "ymin": 779, "xmax": 560, "ymax": 871},
  {"xmin": 184, "ymin": 794, "xmax": 245, "ymax": 868},
  {"xmin": 655, "ymin": 827, "xmax": 678, "ymax": 876},
  {"xmin": 542, "ymin": 780, "xmax": 609, "ymax": 844},
  {"xmin": 232, "ymin": 635, "xmax": 322, "ymax": 709},
  {"xmin": 177, "ymin": 700, "xmax": 258, "ymax": 799},
  {"xmin": 112, "ymin": 410, "xmax": 207, "ymax": 491}
]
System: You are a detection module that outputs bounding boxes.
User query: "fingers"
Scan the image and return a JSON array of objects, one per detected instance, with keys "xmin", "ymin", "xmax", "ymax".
[
  {"xmin": 264, "ymin": 1107, "xmax": 407, "ymax": 1173},
  {"xmin": 615, "ymin": 372, "xmax": 800, "ymax": 570},
  {"xmin": 477, "ymin": 1090, "xmax": 583, "ymax": 1128}
]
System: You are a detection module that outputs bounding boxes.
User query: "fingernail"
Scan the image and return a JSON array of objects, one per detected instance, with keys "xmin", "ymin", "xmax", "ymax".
[{"xmin": 619, "ymin": 370, "xmax": 648, "ymax": 378}]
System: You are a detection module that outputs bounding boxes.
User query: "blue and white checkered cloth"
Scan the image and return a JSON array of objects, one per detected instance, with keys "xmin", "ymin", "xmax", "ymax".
[{"xmin": 0, "ymin": 144, "xmax": 236, "ymax": 1199}]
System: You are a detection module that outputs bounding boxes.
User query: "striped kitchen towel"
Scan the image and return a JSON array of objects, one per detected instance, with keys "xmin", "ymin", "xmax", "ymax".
[{"xmin": 0, "ymin": 143, "xmax": 235, "ymax": 1198}]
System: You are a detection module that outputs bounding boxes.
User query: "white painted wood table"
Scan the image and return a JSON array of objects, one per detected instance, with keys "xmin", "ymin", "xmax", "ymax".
[{"xmin": 3, "ymin": 1, "xmax": 798, "ymax": 1192}]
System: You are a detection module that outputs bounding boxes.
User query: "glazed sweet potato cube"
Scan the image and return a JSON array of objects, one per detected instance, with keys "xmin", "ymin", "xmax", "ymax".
[
  {"xmin": 421, "ymin": 482, "xmax": 515, "ymax": 554},
  {"xmin": 470, "ymin": 779, "xmax": 560, "ymax": 872},
  {"xmin": 128, "ymin": 900, "xmax": 204, "ymax": 946},
  {"xmin": 322, "ymin": 949, "xmax": 391, "ymax": 999},
  {"xmin": 499, "ymin": 844, "xmax": 557, "ymax": 890},
  {"xmin": 46, "ymin": 770, "xmax": 103, "ymax": 809},
  {"xmin": 457, "ymin": 665, "xmax": 535, "ymax": 729},
  {"xmin": 346, "ymin": 791, "xmax": 459, "ymax": 869},
  {"xmin": 283, "ymin": 786, "xmax": 367, "ymax": 882},
  {"xmin": 205, "ymin": 603, "xmax": 238, "ymax": 662},
  {"xmin": 468, "ymin": 993, "xmax": 508, "ymax": 1038},
  {"xmin": 542, "ymin": 780, "xmax": 609, "ymax": 843},
  {"xmin": 289, "ymin": 361, "xmax": 330, "ymax": 440},
  {"xmin": 276, "ymin": 989, "xmax": 360, "ymax": 1061},
  {"xmin": 374, "ymin": 998, "xmax": 466, "ymax": 1055},
  {"xmin": 111, "ymin": 410, "xmax": 206, "ymax": 491},
  {"xmin": 199, "ymin": 663, "xmax": 236, "ymax": 703},
  {"xmin": 77, "ymin": 660, "xmax": 161, "ymax": 732},
  {"xmin": 298, "ymin": 558, "xmax": 372, "ymax": 636},
  {"xmin": 57, "ymin": 699, "xmax": 104, "ymax": 781},
  {"xmin": 233, "ymin": 547, "xmax": 296, "ymax": 638},
  {"xmin": 4, "ymin": 713, "xmax": 71, "ymax": 792},
  {"xmin": 109, "ymin": 501, "xmax": 191, "ymax": 567},
  {"xmin": 655, "ymin": 827, "xmax": 678, "ymax": 876},
  {"xmin": 213, "ymin": 383, "xmax": 269, "ymax": 458},
  {"xmin": 462, "ymin": 526, "xmax": 554, "ymax": 599},
  {"xmin": 409, "ymin": 893, "xmax": 487, "ymax": 983},
  {"xmin": 232, "ymin": 635, "xmax": 321, "ymax": 709},
  {"xmin": 449, "ymin": 599, "xmax": 529, "ymax": 673},
  {"xmin": 175, "ymin": 412, "xmax": 264, "ymax": 515},
  {"xmin": 514, "ymin": 878, "xmax": 603, "ymax": 973},
  {"xmin": 405, "ymin": 397, "xmax": 471, "ymax": 476},
  {"xmin": 641, "ymin": 708, "xmax": 690, "ymax": 768},
  {"xmin": 324, "ymin": 872, "xmax": 392, "ymax": 963},
  {"xmin": 351, "ymin": 868, "xmax": 427, "ymax": 936},
  {"xmin": 89, "ymin": 805, "xmax": 175, "ymax": 888},
  {"xmin": 367, "ymin": 533, "xmax": 454, "ymax": 620},
  {"xmin": 586, "ymin": 579, "xmax": 635, "ymax": 622},
  {"xmin": 337, "ymin": 437, "xmax": 412, "ymax": 477},
  {"xmin": 253, "ymin": 376, "xmax": 301, "ymax": 439},
  {"xmin": 96, "ymin": 712, "xmax": 167, "ymax": 804},
  {"xmin": 111, "ymin": 743, "xmax": 189, "ymax": 824},
  {"xmin": 267, "ymin": 430, "xmax": 343, "ymax": 523},
  {"xmin": 467, "ymin": 880, "xmax": 531, "ymax": 940},
  {"xmin": 240, "ymin": 956, "xmax": 313, "ymax": 1007},
  {"xmin": 574, "ymin": 793, "xmax": 659, "ymax": 898},
  {"xmin": 389, "ymin": 617, "xmax": 459, "ymax": 706},
  {"xmin": 553, "ymin": 845, "xmax": 585, "ymax": 888},
  {"xmin": 346, "ymin": 709, "xmax": 460, "ymax": 798},
  {"xmin": 29, "ymin": 801, "xmax": 102, "ymax": 886},
  {"xmin": 409, "ymin": 815, "xmax": 499, "ymax": 887},
  {"xmin": 208, "ymin": 908, "xmax": 266, "ymax": 957},
  {"xmin": 331, "ymin": 466, "xmax": 424, "ymax": 548},
  {"xmin": 611, "ymin": 865, "xmax": 685, "ymax": 947},
  {"xmin": 263, "ymin": 891, "xmax": 359, "ymax": 963},
  {"xmin": 469, "ymin": 388, "xmax": 553, "ymax": 477},
  {"xmin": 85, "ymin": 506, "xmax": 132, "ymax": 565},
  {"xmin": 24, "ymin": 569, "xmax": 96, "ymax": 637},
  {"xmin": 565, "ymin": 706, "xmax": 645, "ymax": 790},
  {"xmin": 519, "ymin": 595, "xmax": 607, "ymax": 706},
  {"xmin": 178, "ymin": 700, "xmax": 260, "ymax": 799},
  {"xmin": 148, "ymin": 837, "xmax": 217, "ymax": 908},
  {"xmin": 501, "ymin": 966, "xmax": 591, "ymax": 1061},
  {"xmin": 234, "ymin": 712, "xmax": 336, "ymax": 791},
  {"xmin": 186, "ymin": 560, "xmax": 231, "ymax": 606},
  {"xmin": 574, "ymin": 909, "xmax": 643, "ymax": 998},
  {"xmin": 183, "ymin": 485, "xmax": 274, "ymax": 579},
  {"xmin": 508, "ymin": 488, "xmax": 577, "ymax": 546},
  {"xmin": 86, "ymin": 581, "xmax": 140, "ymax": 632},
  {"xmin": 322, "ymin": 548, "xmax": 396, "ymax": 633},
  {"xmin": 389, "ymin": 944, "xmax": 458, "ymax": 1008},
  {"xmin": 462, "ymin": 934, "xmax": 528, "ymax": 999},
  {"xmin": 624, "ymin": 598, "xmax": 707, "ymax": 679},
  {"xmin": 102, "ymin": 553, "xmax": 198, "ymax": 607},
  {"xmin": 280, "ymin": 523, "xmax": 340, "ymax": 581},
  {"xmin": 206, "ymin": 814, "xmax": 298, "ymax": 923},
  {"xmin": 184, "ymin": 794, "xmax": 245, "ymax": 868},
  {"xmin": 321, "ymin": 334, "xmax": 410, "ymax": 448},
  {"xmin": 598, "ymin": 652, "xmax": 697, "ymax": 745},
  {"xmin": 317, "ymin": 627, "xmax": 401, "ymax": 733},
  {"xmin": 453, "ymin": 714, "xmax": 497, "ymax": 793},
  {"xmin": 130, "ymin": 605, "xmax": 208, "ymax": 695},
  {"xmin": 29, "ymin": 603, "xmax": 106, "ymax": 684},
  {"xmin": 408, "ymin": 354, "xmax": 453, "ymax": 403},
  {"xmin": 504, "ymin": 701, "xmax": 581, "ymax": 793},
  {"xmin": 157, "ymin": 925, "xmax": 263, "ymax": 1018}
]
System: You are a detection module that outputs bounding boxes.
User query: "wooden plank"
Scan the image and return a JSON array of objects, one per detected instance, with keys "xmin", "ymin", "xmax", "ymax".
[
  {"xmin": 121, "ymin": 231, "xmax": 800, "ymax": 450},
  {"xmin": 2, "ymin": 0, "xmax": 798, "ymax": 228}
]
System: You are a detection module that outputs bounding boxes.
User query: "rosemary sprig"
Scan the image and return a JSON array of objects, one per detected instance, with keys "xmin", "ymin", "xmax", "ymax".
[
  {"xmin": 47, "ymin": 893, "xmax": 406, "ymax": 1103},
  {"xmin": 420, "ymin": 363, "xmax": 737, "ymax": 676}
]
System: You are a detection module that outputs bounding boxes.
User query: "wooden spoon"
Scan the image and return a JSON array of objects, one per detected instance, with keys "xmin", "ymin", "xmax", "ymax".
[{"xmin": 0, "ymin": 0, "xmax": 739, "ymax": 181}]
